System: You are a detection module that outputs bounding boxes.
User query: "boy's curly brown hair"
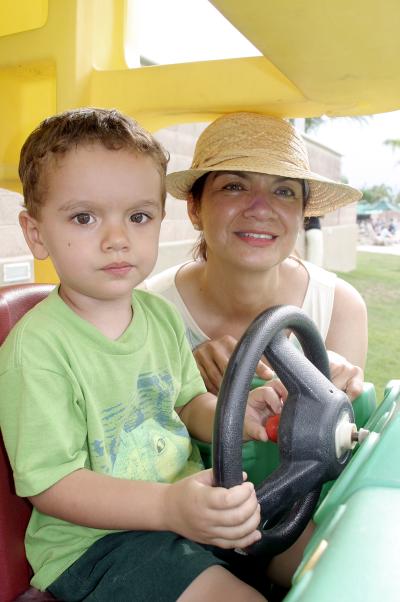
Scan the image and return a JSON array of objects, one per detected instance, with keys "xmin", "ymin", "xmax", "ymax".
[{"xmin": 19, "ymin": 107, "xmax": 169, "ymax": 218}]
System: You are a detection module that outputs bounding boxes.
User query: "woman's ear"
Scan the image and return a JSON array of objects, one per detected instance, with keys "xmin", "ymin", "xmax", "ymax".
[
  {"xmin": 19, "ymin": 211, "xmax": 49, "ymax": 260},
  {"xmin": 187, "ymin": 194, "xmax": 202, "ymax": 231}
]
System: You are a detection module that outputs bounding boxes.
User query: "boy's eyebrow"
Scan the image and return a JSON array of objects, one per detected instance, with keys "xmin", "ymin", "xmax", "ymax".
[
  {"xmin": 57, "ymin": 200, "xmax": 93, "ymax": 212},
  {"xmin": 57, "ymin": 198, "xmax": 161, "ymax": 212}
]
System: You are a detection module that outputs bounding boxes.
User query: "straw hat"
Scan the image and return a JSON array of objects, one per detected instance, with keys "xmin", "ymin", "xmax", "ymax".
[{"xmin": 166, "ymin": 112, "xmax": 362, "ymax": 216}]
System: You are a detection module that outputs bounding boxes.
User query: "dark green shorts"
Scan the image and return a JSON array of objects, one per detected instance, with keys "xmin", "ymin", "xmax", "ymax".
[{"xmin": 47, "ymin": 531, "xmax": 268, "ymax": 602}]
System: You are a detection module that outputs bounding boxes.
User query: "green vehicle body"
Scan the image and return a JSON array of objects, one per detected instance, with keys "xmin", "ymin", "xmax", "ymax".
[{"xmin": 197, "ymin": 380, "xmax": 400, "ymax": 601}]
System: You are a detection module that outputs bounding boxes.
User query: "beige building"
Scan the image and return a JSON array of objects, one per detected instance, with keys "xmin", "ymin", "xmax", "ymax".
[{"xmin": 0, "ymin": 123, "xmax": 357, "ymax": 286}]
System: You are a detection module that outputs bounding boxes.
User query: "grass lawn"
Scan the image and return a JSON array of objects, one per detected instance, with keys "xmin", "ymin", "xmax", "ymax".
[{"xmin": 337, "ymin": 251, "xmax": 400, "ymax": 402}]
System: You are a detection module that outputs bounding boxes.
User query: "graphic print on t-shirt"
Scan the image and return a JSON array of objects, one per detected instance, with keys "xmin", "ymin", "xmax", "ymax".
[{"xmin": 91, "ymin": 371, "xmax": 195, "ymax": 482}]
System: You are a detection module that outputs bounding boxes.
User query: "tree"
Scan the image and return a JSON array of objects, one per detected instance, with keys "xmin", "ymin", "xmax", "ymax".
[
  {"xmin": 384, "ymin": 139, "xmax": 400, "ymax": 151},
  {"xmin": 360, "ymin": 183, "xmax": 396, "ymax": 205},
  {"xmin": 303, "ymin": 115, "xmax": 370, "ymax": 134}
]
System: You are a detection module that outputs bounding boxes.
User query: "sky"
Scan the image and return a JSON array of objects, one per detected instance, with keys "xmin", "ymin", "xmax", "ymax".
[
  {"xmin": 136, "ymin": 0, "xmax": 400, "ymax": 195},
  {"xmin": 310, "ymin": 113, "xmax": 400, "ymax": 195}
]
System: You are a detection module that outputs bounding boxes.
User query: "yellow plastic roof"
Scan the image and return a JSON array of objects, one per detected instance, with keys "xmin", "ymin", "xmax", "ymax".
[
  {"xmin": 1, "ymin": 0, "xmax": 400, "ymax": 189},
  {"xmin": 211, "ymin": 0, "xmax": 400, "ymax": 117}
]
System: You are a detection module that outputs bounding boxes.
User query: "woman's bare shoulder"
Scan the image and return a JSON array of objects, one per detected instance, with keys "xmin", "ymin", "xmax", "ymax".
[
  {"xmin": 279, "ymin": 257, "xmax": 310, "ymax": 304},
  {"xmin": 334, "ymin": 277, "xmax": 366, "ymax": 312}
]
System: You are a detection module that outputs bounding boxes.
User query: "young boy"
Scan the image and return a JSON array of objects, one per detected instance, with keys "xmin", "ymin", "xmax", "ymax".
[{"xmin": 0, "ymin": 108, "xmax": 283, "ymax": 601}]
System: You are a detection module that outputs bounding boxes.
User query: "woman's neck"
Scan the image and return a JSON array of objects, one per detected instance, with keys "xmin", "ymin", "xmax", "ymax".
[
  {"xmin": 201, "ymin": 259, "xmax": 283, "ymax": 320},
  {"xmin": 178, "ymin": 258, "xmax": 296, "ymax": 342}
]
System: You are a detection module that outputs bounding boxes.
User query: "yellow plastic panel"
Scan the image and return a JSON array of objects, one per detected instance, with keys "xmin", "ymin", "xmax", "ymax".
[
  {"xmin": 0, "ymin": 62, "xmax": 56, "ymax": 192},
  {"xmin": 211, "ymin": 0, "xmax": 400, "ymax": 116},
  {"xmin": 34, "ymin": 259, "xmax": 59, "ymax": 285},
  {"xmin": 0, "ymin": 0, "xmax": 48, "ymax": 37}
]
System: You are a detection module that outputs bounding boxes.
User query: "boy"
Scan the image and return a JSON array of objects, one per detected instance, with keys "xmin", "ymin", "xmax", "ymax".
[{"xmin": 0, "ymin": 108, "xmax": 283, "ymax": 601}]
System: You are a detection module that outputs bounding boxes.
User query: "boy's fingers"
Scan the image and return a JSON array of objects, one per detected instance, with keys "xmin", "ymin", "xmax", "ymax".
[
  {"xmin": 212, "ymin": 528, "xmax": 262, "ymax": 550},
  {"xmin": 209, "ymin": 481, "xmax": 256, "ymax": 510},
  {"xmin": 210, "ymin": 503, "xmax": 261, "ymax": 536}
]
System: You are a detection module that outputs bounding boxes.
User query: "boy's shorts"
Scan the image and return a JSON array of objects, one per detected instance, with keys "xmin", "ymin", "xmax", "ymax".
[{"xmin": 47, "ymin": 530, "xmax": 269, "ymax": 601}]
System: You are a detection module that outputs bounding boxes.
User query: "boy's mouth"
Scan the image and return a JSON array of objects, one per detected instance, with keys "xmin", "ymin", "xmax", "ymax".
[{"xmin": 102, "ymin": 262, "xmax": 133, "ymax": 276}]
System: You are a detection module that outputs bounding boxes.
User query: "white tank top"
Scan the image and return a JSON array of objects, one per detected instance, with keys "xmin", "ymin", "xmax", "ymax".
[{"xmin": 144, "ymin": 258, "xmax": 337, "ymax": 350}]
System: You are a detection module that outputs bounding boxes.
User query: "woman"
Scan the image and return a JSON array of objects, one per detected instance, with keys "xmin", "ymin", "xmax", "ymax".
[{"xmin": 146, "ymin": 112, "xmax": 367, "ymax": 399}]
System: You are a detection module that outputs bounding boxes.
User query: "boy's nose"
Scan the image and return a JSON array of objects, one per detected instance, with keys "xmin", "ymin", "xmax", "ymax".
[{"xmin": 101, "ymin": 223, "xmax": 130, "ymax": 252}]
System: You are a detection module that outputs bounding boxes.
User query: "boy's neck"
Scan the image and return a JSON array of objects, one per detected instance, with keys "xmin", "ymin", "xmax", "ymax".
[{"xmin": 59, "ymin": 285, "xmax": 134, "ymax": 340}]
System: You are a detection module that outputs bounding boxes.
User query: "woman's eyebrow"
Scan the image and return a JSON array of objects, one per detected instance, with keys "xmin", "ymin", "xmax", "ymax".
[
  {"xmin": 212, "ymin": 171, "xmax": 250, "ymax": 180},
  {"xmin": 212, "ymin": 172, "xmax": 303, "ymax": 186},
  {"xmin": 272, "ymin": 176, "xmax": 303, "ymax": 185}
]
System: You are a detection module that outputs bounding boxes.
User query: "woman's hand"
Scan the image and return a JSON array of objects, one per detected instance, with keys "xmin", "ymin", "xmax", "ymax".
[
  {"xmin": 327, "ymin": 350, "xmax": 364, "ymax": 401},
  {"xmin": 193, "ymin": 335, "xmax": 274, "ymax": 394},
  {"xmin": 243, "ymin": 383, "xmax": 286, "ymax": 442},
  {"xmin": 164, "ymin": 469, "xmax": 262, "ymax": 549}
]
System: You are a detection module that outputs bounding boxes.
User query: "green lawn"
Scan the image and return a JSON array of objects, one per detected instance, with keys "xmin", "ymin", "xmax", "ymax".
[{"xmin": 337, "ymin": 251, "xmax": 400, "ymax": 402}]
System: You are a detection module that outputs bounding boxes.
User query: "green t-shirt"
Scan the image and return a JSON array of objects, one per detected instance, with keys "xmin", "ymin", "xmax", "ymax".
[{"xmin": 0, "ymin": 288, "xmax": 206, "ymax": 590}]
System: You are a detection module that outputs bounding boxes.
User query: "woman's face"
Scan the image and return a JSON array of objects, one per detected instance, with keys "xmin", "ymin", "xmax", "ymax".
[{"xmin": 188, "ymin": 171, "xmax": 304, "ymax": 271}]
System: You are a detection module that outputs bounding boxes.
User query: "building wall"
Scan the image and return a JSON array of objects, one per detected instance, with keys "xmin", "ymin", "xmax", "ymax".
[{"xmin": 304, "ymin": 135, "xmax": 358, "ymax": 272}]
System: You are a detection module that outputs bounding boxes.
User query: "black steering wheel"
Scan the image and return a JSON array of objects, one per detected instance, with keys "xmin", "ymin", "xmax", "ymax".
[{"xmin": 212, "ymin": 305, "xmax": 354, "ymax": 556}]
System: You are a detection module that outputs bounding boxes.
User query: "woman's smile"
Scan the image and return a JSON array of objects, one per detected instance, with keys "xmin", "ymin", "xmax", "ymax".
[{"xmin": 235, "ymin": 231, "xmax": 277, "ymax": 247}]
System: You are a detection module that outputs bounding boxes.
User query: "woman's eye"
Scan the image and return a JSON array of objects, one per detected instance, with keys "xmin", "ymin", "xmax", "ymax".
[
  {"xmin": 73, "ymin": 213, "xmax": 94, "ymax": 225},
  {"xmin": 275, "ymin": 187, "xmax": 296, "ymax": 198},
  {"xmin": 130, "ymin": 213, "xmax": 150, "ymax": 224},
  {"xmin": 223, "ymin": 182, "xmax": 245, "ymax": 191}
]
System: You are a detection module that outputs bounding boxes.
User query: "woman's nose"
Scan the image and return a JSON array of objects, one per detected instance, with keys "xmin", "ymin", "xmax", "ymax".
[
  {"xmin": 242, "ymin": 191, "xmax": 276, "ymax": 218},
  {"xmin": 101, "ymin": 222, "xmax": 130, "ymax": 252}
]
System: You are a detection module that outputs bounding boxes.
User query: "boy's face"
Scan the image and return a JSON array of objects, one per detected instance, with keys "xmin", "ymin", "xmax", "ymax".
[{"xmin": 20, "ymin": 143, "xmax": 164, "ymax": 305}]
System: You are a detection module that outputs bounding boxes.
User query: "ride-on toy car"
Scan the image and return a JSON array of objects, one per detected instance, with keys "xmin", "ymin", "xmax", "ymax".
[{"xmin": 1, "ymin": 284, "xmax": 399, "ymax": 602}]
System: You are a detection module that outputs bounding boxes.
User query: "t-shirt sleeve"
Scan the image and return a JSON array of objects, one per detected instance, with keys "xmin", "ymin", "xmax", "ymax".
[
  {"xmin": 174, "ymin": 330, "xmax": 207, "ymax": 408},
  {"xmin": 0, "ymin": 366, "xmax": 88, "ymax": 497}
]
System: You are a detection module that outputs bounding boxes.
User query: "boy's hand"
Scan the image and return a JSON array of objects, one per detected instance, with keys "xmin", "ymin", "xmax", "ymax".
[
  {"xmin": 164, "ymin": 469, "xmax": 261, "ymax": 549},
  {"xmin": 243, "ymin": 383, "xmax": 286, "ymax": 442}
]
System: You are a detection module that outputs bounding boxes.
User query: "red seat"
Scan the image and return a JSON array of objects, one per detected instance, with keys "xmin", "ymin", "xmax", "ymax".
[{"xmin": 0, "ymin": 284, "xmax": 54, "ymax": 602}]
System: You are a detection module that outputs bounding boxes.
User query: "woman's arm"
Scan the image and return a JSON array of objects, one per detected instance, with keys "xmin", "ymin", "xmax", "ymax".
[
  {"xmin": 325, "ymin": 278, "xmax": 368, "ymax": 398},
  {"xmin": 326, "ymin": 278, "xmax": 368, "ymax": 368}
]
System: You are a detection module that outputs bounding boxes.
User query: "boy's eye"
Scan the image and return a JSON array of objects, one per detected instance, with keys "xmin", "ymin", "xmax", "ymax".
[
  {"xmin": 73, "ymin": 213, "xmax": 94, "ymax": 225},
  {"xmin": 130, "ymin": 213, "xmax": 150, "ymax": 224}
]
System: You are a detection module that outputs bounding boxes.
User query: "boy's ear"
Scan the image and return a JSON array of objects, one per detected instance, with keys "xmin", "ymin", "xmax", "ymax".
[
  {"xmin": 187, "ymin": 195, "xmax": 202, "ymax": 231},
  {"xmin": 19, "ymin": 211, "xmax": 49, "ymax": 260}
]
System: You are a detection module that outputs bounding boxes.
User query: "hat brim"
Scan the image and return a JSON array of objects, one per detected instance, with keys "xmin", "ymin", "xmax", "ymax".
[{"xmin": 166, "ymin": 166, "xmax": 362, "ymax": 217}]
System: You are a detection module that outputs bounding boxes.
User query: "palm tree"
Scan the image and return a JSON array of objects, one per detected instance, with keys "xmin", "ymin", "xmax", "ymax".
[
  {"xmin": 303, "ymin": 116, "xmax": 370, "ymax": 134},
  {"xmin": 384, "ymin": 139, "xmax": 400, "ymax": 151}
]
